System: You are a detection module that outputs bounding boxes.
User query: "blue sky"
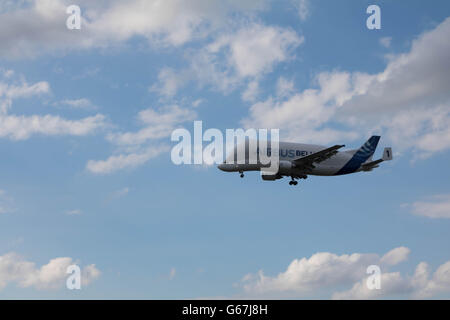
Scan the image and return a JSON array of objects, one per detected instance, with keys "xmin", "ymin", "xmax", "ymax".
[{"xmin": 0, "ymin": 0, "xmax": 450, "ymax": 299}]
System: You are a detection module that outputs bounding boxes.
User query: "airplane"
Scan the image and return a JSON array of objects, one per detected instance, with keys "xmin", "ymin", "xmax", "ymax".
[{"xmin": 217, "ymin": 136, "xmax": 392, "ymax": 186}]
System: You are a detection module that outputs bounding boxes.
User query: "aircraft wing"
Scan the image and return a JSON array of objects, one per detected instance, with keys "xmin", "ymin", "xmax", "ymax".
[{"xmin": 292, "ymin": 144, "xmax": 345, "ymax": 170}]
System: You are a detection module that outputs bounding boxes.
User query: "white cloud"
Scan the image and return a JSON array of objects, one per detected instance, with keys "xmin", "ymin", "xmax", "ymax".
[
  {"xmin": 0, "ymin": 252, "xmax": 100, "ymax": 290},
  {"xmin": 86, "ymin": 145, "xmax": 169, "ymax": 174},
  {"xmin": 88, "ymin": 0, "xmax": 267, "ymax": 47},
  {"xmin": 150, "ymin": 68, "xmax": 187, "ymax": 98},
  {"xmin": 187, "ymin": 48, "xmax": 241, "ymax": 94},
  {"xmin": 0, "ymin": 77, "xmax": 49, "ymax": 113},
  {"xmin": 107, "ymin": 105, "xmax": 196, "ymax": 146},
  {"xmin": 1, "ymin": 81, "xmax": 49, "ymax": 100},
  {"xmin": 380, "ymin": 247, "xmax": 411, "ymax": 266},
  {"xmin": 414, "ymin": 261, "xmax": 450, "ymax": 299},
  {"xmin": 379, "ymin": 36, "xmax": 392, "ymax": 48},
  {"xmin": 407, "ymin": 194, "xmax": 450, "ymax": 219},
  {"xmin": 0, "ymin": 113, "xmax": 106, "ymax": 140},
  {"xmin": 86, "ymin": 105, "xmax": 195, "ymax": 174},
  {"xmin": 209, "ymin": 23, "xmax": 303, "ymax": 78},
  {"xmin": 192, "ymin": 99, "xmax": 204, "ymax": 108},
  {"xmin": 81, "ymin": 264, "xmax": 101, "ymax": 286},
  {"xmin": 333, "ymin": 261, "xmax": 450, "ymax": 299},
  {"xmin": 2, "ymin": 69, "xmax": 15, "ymax": 78},
  {"xmin": 276, "ymin": 76, "xmax": 295, "ymax": 98},
  {"xmin": 0, "ymin": 0, "xmax": 268, "ymax": 58},
  {"xmin": 241, "ymin": 250, "xmax": 380, "ymax": 297},
  {"xmin": 242, "ymin": 71, "xmax": 360, "ymax": 144},
  {"xmin": 242, "ymin": 80, "xmax": 260, "ymax": 102},
  {"xmin": 152, "ymin": 23, "xmax": 303, "ymax": 97},
  {"xmin": 331, "ymin": 271, "xmax": 411, "ymax": 300},
  {"xmin": 342, "ymin": 19, "xmax": 450, "ymax": 115},
  {"xmin": 293, "ymin": 0, "xmax": 309, "ymax": 21},
  {"xmin": 0, "ymin": 72, "xmax": 106, "ymax": 140},
  {"xmin": 242, "ymin": 17, "xmax": 450, "ymax": 157},
  {"xmin": 239, "ymin": 247, "xmax": 450, "ymax": 299},
  {"xmin": 58, "ymin": 98, "xmax": 97, "ymax": 110},
  {"xmin": 0, "ymin": 0, "xmax": 91, "ymax": 58}
]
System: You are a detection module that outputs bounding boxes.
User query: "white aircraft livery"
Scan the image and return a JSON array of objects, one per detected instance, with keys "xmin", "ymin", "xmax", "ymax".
[{"xmin": 217, "ymin": 136, "xmax": 392, "ymax": 185}]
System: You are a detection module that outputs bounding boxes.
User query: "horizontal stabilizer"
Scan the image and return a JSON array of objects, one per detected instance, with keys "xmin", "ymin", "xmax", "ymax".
[
  {"xmin": 361, "ymin": 147, "xmax": 393, "ymax": 171},
  {"xmin": 361, "ymin": 159, "xmax": 383, "ymax": 171}
]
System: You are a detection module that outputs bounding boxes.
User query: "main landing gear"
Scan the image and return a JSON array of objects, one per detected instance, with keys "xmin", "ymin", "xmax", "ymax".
[
  {"xmin": 289, "ymin": 174, "xmax": 308, "ymax": 186},
  {"xmin": 289, "ymin": 176, "xmax": 299, "ymax": 186},
  {"xmin": 239, "ymin": 171, "xmax": 244, "ymax": 178}
]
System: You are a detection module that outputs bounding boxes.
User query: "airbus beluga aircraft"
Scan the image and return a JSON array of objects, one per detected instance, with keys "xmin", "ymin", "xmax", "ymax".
[{"xmin": 217, "ymin": 136, "xmax": 392, "ymax": 186}]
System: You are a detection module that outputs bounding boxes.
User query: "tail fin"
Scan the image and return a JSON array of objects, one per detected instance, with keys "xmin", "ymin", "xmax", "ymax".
[
  {"xmin": 336, "ymin": 136, "xmax": 381, "ymax": 175},
  {"xmin": 355, "ymin": 135, "xmax": 380, "ymax": 162}
]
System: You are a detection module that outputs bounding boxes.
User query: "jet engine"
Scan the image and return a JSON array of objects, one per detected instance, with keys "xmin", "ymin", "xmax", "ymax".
[
  {"xmin": 277, "ymin": 160, "xmax": 294, "ymax": 175},
  {"xmin": 261, "ymin": 161, "xmax": 293, "ymax": 180},
  {"xmin": 261, "ymin": 173, "xmax": 282, "ymax": 181}
]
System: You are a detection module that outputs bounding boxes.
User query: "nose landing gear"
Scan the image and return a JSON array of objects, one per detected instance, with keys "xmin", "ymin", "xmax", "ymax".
[{"xmin": 239, "ymin": 171, "xmax": 244, "ymax": 178}]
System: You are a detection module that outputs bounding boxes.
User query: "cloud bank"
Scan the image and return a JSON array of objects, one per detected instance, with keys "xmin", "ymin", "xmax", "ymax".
[
  {"xmin": 239, "ymin": 247, "xmax": 450, "ymax": 299},
  {"xmin": 0, "ymin": 252, "xmax": 100, "ymax": 290}
]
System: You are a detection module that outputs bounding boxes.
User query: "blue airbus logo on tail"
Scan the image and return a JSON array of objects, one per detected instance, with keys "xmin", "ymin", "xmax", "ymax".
[
  {"xmin": 336, "ymin": 136, "xmax": 381, "ymax": 175},
  {"xmin": 358, "ymin": 136, "xmax": 380, "ymax": 158}
]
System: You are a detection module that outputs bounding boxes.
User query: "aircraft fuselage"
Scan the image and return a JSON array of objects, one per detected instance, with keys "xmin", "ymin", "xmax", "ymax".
[
  {"xmin": 217, "ymin": 136, "xmax": 388, "ymax": 184},
  {"xmin": 217, "ymin": 142, "xmax": 356, "ymax": 176}
]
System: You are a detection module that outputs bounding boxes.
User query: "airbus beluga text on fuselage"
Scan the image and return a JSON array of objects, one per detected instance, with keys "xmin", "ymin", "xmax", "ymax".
[{"xmin": 217, "ymin": 136, "xmax": 392, "ymax": 186}]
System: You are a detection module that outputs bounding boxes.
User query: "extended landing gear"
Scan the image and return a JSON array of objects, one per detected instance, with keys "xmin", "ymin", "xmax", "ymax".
[
  {"xmin": 239, "ymin": 171, "xmax": 244, "ymax": 178},
  {"xmin": 289, "ymin": 176, "xmax": 299, "ymax": 186}
]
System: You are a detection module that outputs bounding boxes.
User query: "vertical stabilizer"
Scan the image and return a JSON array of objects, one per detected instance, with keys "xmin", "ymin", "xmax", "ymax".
[{"xmin": 336, "ymin": 136, "xmax": 380, "ymax": 174}]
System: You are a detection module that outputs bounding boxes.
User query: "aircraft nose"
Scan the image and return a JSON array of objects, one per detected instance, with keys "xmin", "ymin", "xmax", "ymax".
[{"xmin": 218, "ymin": 162, "xmax": 237, "ymax": 172}]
